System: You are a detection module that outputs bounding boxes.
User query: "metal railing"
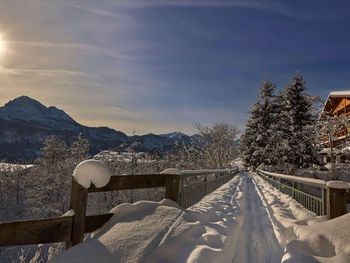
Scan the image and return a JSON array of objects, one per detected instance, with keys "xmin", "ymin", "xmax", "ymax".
[
  {"xmin": 180, "ymin": 168, "xmax": 238, "ymax": 208},
  {"xmin": 257, "ymin": 171, "xmax": 326, "ymax": 215},
  {"xmin": 257, "ymin": 169, "xmax": 350, "ymax": 218},
  {"xmin": 162, "ymin": 167, "xmax": 239, "ymax": 208}
]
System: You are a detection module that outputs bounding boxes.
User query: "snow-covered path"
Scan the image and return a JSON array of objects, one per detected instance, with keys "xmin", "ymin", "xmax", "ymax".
[
  {"xmin": 231, "ymin": 174, "xmax": 283, "ymax": 262},
  {"xmin": 147, "ymin": 172, "xmax": 284, "ymax": 263}
]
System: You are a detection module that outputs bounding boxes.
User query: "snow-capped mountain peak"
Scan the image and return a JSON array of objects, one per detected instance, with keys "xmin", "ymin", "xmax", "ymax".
[{"xmin": 0, "ymin": 96, "xmax": 77, "ymax": 128}]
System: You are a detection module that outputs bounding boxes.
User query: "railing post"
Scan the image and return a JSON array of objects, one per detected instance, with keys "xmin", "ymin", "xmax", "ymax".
[
  {"xmin": 66, "ymin": 179, "xmax": 88, "ymax": 248},
  {"xmin": 165, "ymin": 174, "xmax": 183, "ymax": 206},
  {"xmin": 326, "ymin": 182, "xmax": 348, "ymax": 220},
  {"xmin": 322, "ymin": 188, "xmax": 327, "ymax": 216},
  {"xmin": 292, "ymin": 181, "xmax": 297, "ymax": 199}
]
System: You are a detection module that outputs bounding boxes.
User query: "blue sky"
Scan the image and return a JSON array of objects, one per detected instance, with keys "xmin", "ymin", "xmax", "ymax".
[{"xmin": 0, "ymin": 0, "xmax": 349, "ymax": 134}]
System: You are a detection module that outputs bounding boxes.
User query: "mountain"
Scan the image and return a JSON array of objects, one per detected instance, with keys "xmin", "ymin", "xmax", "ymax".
[{"xmin": 0, "ymin": 96, "xmax": 194, "ymax": 162}]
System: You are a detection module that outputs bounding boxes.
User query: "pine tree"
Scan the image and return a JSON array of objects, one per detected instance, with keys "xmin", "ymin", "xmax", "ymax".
[
  {"xmin": 70, "ymin": 134, "xmax": 89, "ymax": 164},
  {"xmin": 241, "ymin": 80, "xmax": 276, "ymax": 169},
  {"xmin": 277, "ymin": 74, "xmax": 318, "ymax": 172}
]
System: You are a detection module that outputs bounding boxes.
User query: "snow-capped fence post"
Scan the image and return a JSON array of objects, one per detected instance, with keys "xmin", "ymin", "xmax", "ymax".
[
  {"xmin": 326, "ymin": 181, "xmax": 349, "ymax": 220},
  {"xmin": 67, "ymin": 159, "xmax": 112, "ymax": 248}
]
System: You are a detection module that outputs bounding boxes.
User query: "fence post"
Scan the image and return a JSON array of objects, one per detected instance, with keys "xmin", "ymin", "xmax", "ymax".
[
  {"xmin": 66, "ymin": 179, "xmax": 88, "ymax": 248},
  {"xmin": 292, "ymin": 182, "xmax": 297, "ymax": 199},
  {"xmin": 322, "ymin": 188, "xmax": 327, "ymax": 216},
  {"xmin": 279, "ymin": 178, "xmax": 282, "ymax": 191},
  {"xmin": 165, "ymin": 174, "xmax": 183, "ymax": 206},
  {"xmin": 326, "ymin": 182, "xmax": 348, "ymax": 220}
]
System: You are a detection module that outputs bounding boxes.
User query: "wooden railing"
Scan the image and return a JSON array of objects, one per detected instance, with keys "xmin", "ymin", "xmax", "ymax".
[
  {"xmin": 0, "ymin": 167, "xmax": 239, "ymax": 248},
  {"xmin": 257, "ymin": 169, "xmax": 350, "ymax": 219}
]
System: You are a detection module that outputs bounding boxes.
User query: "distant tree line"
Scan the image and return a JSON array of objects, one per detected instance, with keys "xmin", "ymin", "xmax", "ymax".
[{"xmin": 240, "ymin": 74, "xmax": 320, "ymax": 173}]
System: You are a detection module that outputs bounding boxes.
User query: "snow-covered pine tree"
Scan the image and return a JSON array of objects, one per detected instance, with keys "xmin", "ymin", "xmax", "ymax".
[
  {"xmin": 278, "ymin": 74, "xmax": 318, "ymax": 172},
  {"xmin": 241, "ymin": 80, "xmax": 276, "ymax": 169},
  {"xmin": 70, "ymin": 133, "xmax": 90, "ymax": 163}
]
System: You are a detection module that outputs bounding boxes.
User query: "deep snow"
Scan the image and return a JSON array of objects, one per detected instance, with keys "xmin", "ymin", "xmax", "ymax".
[{"xmin": 51, "ymin": 171, "xmax": 350, "ymax": 263}]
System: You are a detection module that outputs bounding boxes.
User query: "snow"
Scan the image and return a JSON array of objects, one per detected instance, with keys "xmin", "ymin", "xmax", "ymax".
[
  {"xmin": 329, "ymin": 91, "xmax": 350, "ymax": 97},
  {"xmin": 257, "ymin": 169, "xmax": 327, "ymax": 188},
  {"xmin": 0, "ymin": 162, "xmax": 33, "ymax": 173},
  {"xmin": 253, "ymin": 173, "xmax": 350, "ymax": 263},
  {"xmin": 161, "ymin": 168, "xmax": 238, "ymax": 176},
  {"xmin": 147, "ymin": 172, "xmax": 283, "ymax": 263},
  {"xmin": 161, "ymin": 168, "xmax": 181, "ymax": 175},
  {"xmin": 73, "ymin": 159, "xmax": 112, "ymax": 189},
  {"xmin": 62, "ymin": 209, "xmax": 75, "ymax": 217},
  {"xmin": 326, "ymin": 181, "xmax": 350, "ymax": 189},
  {"xmin": 50, "ymin": 200, "xmax": 182, "ymax": 263},
  {"xmin": 51, "ymin": 171, "xmax": 350, "ymax": 263}
]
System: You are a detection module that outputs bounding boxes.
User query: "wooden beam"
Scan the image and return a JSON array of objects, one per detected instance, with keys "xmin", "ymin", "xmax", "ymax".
[
  {"xmin": 85, "ymin": 213, "xmax": 113, "ymax": 233},
  {"xmin": 66, "ymin": 179, "xmax": 88, "ymax": 248},
  {"xmin": 0, "ymin": 217, "xmax": 72, "ymax": 247},
  {"xmin": 88, "ymin": 174, "xmax": 166, "ymax": 193}
]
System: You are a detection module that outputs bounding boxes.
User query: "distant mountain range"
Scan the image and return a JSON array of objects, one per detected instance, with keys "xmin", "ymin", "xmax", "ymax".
[{"xmin": 0, "ymin": 96, "xmax": 195, "ymax": 162}]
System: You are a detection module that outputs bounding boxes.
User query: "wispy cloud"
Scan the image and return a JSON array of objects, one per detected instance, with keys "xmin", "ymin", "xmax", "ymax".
[
  {"xmin": 9, "ymin": 41, "xmax": 137, "ymax": 61},
  {"xmin": 118, "ymin": 0, "xmax": 341, "ymax": 21}
]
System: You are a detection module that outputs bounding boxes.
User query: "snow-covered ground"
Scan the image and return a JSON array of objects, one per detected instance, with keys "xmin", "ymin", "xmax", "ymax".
[
  {"xmin": 253, "ymin": 173, "xmax": 350, "ymax": 263},
  {"xmin": 50, "ymin": 171, "xmax": 350, "ymax": 263}
]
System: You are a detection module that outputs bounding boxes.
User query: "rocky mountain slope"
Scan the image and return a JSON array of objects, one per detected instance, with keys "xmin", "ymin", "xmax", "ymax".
[{"xmin": 0, "ymin": 96, "xmax": 193, "ymax": 162}]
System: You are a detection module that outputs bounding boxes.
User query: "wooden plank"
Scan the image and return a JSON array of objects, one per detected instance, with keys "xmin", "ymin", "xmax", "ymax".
[
  {"xmin": 0, "ymin": 217, "xmax": 72, "ymax": 247},
  {"xmin": 85, "ymin": 213, "xmax": 114, "ymax": 233},
  {"xmin": 66, "ymin": 179, "xmax": 88, "ymax": 248},
  {"xmin": 88, "ymin": 174, "xmax": 166, "ymax": 193}
]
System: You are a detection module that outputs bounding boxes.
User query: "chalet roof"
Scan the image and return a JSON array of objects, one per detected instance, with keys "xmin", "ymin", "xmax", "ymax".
[
  {"xmin": 323, "ymin": 91, "xmax": 350, "ymax": 114},
  {"xmin": 328, "ymin": 91, "xmax": 350, "ymax": 98}
]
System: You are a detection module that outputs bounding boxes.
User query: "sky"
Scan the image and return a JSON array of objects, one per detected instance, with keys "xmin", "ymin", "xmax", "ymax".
[{"xmin": 0, "ymin": 0, "xmax": 349, "ymax": 135}]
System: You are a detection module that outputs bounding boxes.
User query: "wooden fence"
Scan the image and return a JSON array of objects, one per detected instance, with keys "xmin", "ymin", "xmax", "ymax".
[
  {"xmin": 257, "ymin": 169, "xmax": 350, "ymax": 219},
  {"xmin": 0, "ymin": 167, "xmax": 239, "ymax": 248}
]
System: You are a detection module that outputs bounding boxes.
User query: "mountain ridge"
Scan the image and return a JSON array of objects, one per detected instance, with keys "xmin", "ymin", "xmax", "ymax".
[{"xmin": 0, "ymin": 96, "xmax": 193, "ymax": 162}]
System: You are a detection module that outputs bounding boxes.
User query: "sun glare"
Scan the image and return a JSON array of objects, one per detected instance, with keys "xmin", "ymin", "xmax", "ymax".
[{"xmin": 0, "ymin": 35, "xmax": 6, "ymax": 55}]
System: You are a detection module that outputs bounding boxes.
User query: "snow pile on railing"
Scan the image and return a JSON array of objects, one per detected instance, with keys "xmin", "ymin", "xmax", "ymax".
[
  {"xmin": 161, "ymin": 167, "xmax": 239, "ymax": 176},
  {"xmin": 253, "ymin": 174, "xmax": 350, "ymax": 262},
  {"xmin": 257, "ymin": 168, "xmax": 327, "ymax": 188},
  {"xmin": 73, "ymin": 159, "xmax": 111, "ymax": 188}
]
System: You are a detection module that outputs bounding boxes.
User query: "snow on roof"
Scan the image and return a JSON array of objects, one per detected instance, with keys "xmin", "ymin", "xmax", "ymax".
[
  {"xmin": 73, "ymin": 159, "xmax": 111, "ymax": 189},
  {"xmin": 0, "ymin": 163, "xmax": 33, "ymax": 173},
  {"xmin": 329, "ymin": 91, "xmax": 350, "ymax": 98}
]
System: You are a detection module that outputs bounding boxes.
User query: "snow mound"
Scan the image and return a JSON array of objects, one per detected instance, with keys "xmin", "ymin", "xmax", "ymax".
[
  {"xmin": 146, "ymin": 175, "xmax": 248, "ymax": 263},
  {"xmin": 50, "ymin": 200, "xmax": 182, "ymax": 263},
  {"xmin": 73, "ymin": 159, "xmax": 112, "ymax": 189},
  {"xmin": 283, "ymin": 214, "xmax": 350, "ymax": 263},
  {"xmin": 253, "ymin": 173, "xmax": 350, "ymax": 263}
]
